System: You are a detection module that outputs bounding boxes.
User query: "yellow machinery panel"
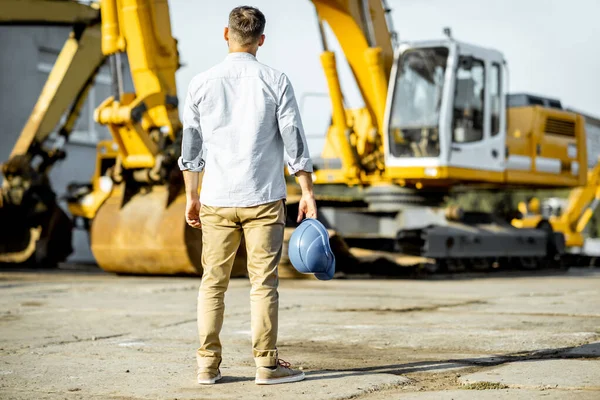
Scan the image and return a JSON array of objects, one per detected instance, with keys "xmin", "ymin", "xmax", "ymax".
[
  {"xmin": 506, "ymin": 106, "xmax": 587, "ymax": 188},
  {"xmin": 383, "ymin": 106, "xmax": 588, "ymax": 190}
]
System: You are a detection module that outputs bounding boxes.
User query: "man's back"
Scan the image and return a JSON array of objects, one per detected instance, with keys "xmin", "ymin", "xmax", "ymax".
[
  {"xmin": 180, "ymin": 52, "xmax": 310, "ymax": 207},
  {"xmin": 179, "ymin": 6, "xmax": 315, "ymax": 386}
]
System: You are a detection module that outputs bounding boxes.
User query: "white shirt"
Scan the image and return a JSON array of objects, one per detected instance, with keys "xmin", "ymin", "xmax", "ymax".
[{"xmin": 178, "ymin": 52, "xmax": 313, "ymax": 207}]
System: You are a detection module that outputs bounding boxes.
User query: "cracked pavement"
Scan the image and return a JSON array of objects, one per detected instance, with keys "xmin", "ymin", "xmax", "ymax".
[{"xmin": 0, "ymin": 267, "xmax": 599, "ymax": 399}]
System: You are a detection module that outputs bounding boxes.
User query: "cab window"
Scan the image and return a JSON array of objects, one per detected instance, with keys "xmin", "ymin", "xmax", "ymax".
[
  {"xmin": 490, "ymin": 63, "xmax": 502, "ymax": 136},
  {"xmin": 452, "ymin": 56, "xmax": 485, "ymax": 143}
]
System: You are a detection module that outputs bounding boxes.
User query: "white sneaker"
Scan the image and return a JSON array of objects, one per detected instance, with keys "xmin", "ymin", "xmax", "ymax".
[
  {"xmin": 255, "ymin": 359, "xmax": 305, "ymax": 385},
  {"xmin": 197, "ymin": 369, "xmax": 222, "ymax": 385}
]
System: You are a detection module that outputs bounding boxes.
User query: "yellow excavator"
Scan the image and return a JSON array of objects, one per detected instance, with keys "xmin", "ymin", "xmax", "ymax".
[
  {"xmin": 0, "ymin": 0, "xmax": 220, "ymax": 275},
  {"xmin": 287, "ymin": 0, "xmax": 600, "ymax": 271},
  {"xmin": 306, "ymin": 3, "xmax": 600, "ymax": 271},
  {"xmin": 0, "ymin": 0, "xmax": 105, "ymax": 266},
  {"xmin": 2, "ymin": 0, "xmax": 599, "ymax": 275}
]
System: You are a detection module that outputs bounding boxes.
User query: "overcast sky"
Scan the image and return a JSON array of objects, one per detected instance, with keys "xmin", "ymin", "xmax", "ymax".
[{"xmin": 170, "ymin": 0, "xmax": 599, "ymax": 153}]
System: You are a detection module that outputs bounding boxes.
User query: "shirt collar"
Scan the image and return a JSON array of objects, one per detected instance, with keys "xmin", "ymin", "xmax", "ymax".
[{"xmin": 226, "ymin": 52, "xmax": 257, "ymax": 62}]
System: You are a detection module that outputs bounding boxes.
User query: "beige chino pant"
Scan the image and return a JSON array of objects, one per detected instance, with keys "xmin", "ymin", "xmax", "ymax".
[{"xmin": 196, "ymin": 200, "xmax": 285, "ymax": 373}]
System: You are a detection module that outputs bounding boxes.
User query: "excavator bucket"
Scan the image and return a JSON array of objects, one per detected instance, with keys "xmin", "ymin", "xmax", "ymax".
[
  {"xmin": 0, "ymin": 203, "xmax": 73, "ymax": 267},
  {"xmin": 89, "ymin": 185, "xmax": 360, "ymax": 278},
  {"xmin": 0, "ymin": 156, "xmax": 73, "ymax": 267},
  {"xmin": 90, "ymin": 185, "xmax": 248, "ymax": 277}
]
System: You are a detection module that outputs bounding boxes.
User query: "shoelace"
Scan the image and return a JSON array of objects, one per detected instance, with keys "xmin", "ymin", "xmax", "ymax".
[{"xmin": 277, "ymin": 359, "xmax": 292, "ymax": 369}]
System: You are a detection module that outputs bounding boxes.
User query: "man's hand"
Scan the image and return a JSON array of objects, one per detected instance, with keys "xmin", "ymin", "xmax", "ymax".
[
  {"xmin": 182, "ymin": 170, "xmax": 201, "ymax": 228},
  {"xmin": 297, "ymin": 192, "xmax": 317, "ymax": 222},
  {"xmin": 295, "ymin": 170, "xmax": 317, "ymax": 223},
  {"xmin": 185, "ymin": 197, "xmax": 202, "ymax": 229}
]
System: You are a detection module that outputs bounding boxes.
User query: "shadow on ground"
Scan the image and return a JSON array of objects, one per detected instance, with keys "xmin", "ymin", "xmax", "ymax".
[
  {"xmin": 1, "ymin": 262, "xmax": 598, "ymax": 282},
  {"xmin": 302, "ymin": 342, "xmax": 600, "ymax": 383}
]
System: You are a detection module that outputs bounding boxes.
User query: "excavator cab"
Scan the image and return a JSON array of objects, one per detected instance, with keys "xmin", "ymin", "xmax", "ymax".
[
  {"xmin": 383, "ymin": 37, "xmax": 587, "ymax": 192},
  {"xmin": 384, "ymin": 39, "xmax": 507, "ymax": 186}
]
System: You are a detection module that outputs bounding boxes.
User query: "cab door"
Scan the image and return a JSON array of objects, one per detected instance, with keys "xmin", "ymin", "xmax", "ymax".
[{"xmin": 447, "ymin": 43, "xmax": 506, "ymax": 180}]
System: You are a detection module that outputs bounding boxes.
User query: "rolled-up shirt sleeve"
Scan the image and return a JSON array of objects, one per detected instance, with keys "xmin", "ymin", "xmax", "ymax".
[
  {"xmin": 276, "ymin": 73, "xmax": 313, "ymax": 175},
  {"xmin": 178, "ymin": 83, "xmax": 205, "ymax": 172}
]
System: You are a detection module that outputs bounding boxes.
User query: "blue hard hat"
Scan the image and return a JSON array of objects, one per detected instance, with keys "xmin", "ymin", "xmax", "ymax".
[{"xmin": 288, "ymin": 218, "xmax": 335, "ymax": 280}]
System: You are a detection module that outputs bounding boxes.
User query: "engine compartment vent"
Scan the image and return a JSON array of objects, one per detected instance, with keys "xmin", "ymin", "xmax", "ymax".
[{"xmin": 545, "ymin": 118, "xmax": 575, "ymax": 137}]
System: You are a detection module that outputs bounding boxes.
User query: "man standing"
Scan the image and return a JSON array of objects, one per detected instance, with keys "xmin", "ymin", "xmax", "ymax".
[{"xmin": 178, "ymin": 6, "xmax": 316, "ymax": 385}]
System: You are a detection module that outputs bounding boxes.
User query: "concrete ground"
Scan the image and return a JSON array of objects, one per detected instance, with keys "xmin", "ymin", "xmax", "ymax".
[{"xmin": 0, "ymin": 266, "xmax": 599, "ymax": 399}]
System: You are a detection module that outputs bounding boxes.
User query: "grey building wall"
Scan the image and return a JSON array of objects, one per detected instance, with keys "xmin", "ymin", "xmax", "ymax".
[{"xmin": 1, "ymin": 25, "xmax": 133, "ymax": 263}]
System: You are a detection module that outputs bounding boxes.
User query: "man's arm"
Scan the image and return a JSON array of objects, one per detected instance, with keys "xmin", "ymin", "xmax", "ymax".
[
  {"xmin": 183, "ymin": 170, "xmax": 200, "ymax": 199},
  {"xmin": 276, "ymin": 73, "xmax": 316, "ymax": 222},
  {"xmin": 179, "ymin": 81, "xmax": 204, "ymax": 228}
]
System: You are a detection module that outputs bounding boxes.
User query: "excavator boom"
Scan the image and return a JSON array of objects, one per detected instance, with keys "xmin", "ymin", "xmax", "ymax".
[
  {"xmin": 0, "ymin": 0, "xmax": 100, "ymax": 25},
  {"xmin": 309, "ymin": 0, "xmax": 397, "ymax": 184},
  {"xmin": 313, "ymin": 0, "xmax": 394, "ymax": 125}
]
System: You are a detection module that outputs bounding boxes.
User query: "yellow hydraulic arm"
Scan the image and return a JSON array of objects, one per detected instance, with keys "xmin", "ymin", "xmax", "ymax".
[
  {"xmin": 95, "ymin": 0, "xmax": 181, "ymax": 174},
  {"xmin": 554, "ymin": 162, "xmax": 600, "ymax": 247},
  {"xmin": 68, "ymin": 0, "xmax": 184, "ymax": 220},
  {"xmin": 310, "ymin": 0, "xmax": 395, "ymax": 183},
  {"xmin": 514, "ymin": 161, "xmax": 600, "ymax": 248},
  {"xmin": 0, "ymin": 0, "xmax": 105, "ymax": 158},
  {"xmin": 313, "ymin": 0, "xmax": 394, "ymax": 127}
]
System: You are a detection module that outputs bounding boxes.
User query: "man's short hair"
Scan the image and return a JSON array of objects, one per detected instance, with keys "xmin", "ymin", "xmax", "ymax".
[{"xmin": 228, "ymin": 6, "xmax": 266, "ymax": 46}]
